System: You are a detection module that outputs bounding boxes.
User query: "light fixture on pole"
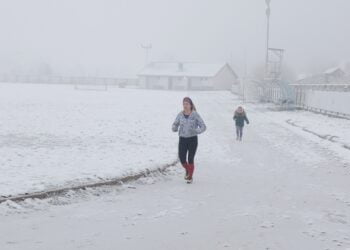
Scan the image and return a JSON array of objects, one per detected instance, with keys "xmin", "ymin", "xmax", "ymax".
[{"xmin": 141, "ymin": 43, "xmax": 152, "ymax": 66}]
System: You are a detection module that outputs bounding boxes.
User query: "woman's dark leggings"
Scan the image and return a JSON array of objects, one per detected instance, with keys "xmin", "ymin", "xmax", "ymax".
[{"xmin": 178, "ymin": 136, "xmax": 198, "ymax": 165}]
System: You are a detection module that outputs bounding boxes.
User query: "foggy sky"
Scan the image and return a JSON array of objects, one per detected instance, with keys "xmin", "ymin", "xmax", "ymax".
[{"xmin": 0, "ymin": 0, "xmax": 349, "ymax": 77}]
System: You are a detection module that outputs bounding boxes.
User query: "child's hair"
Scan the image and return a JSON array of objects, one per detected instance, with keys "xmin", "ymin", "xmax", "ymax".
[
  {"xmin": 183, "ymin": 97, "xmax": 196, "ymax": 111},
  {"xmin": 235, "ymin": 106, "xmax": 245, "ymax": 115}
]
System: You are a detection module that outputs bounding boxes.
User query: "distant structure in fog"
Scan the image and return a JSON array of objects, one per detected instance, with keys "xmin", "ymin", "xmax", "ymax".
[
  {"xmin": 138, "ymin": 62, "xmax": 238, "ymax": 90},
  {"xmin": 295, "ymin": 66, "xmax": 349, "ymax": 88},
  {"xmin": 290, "ymin": 62, "xmax": 350, "ymax": 118}
]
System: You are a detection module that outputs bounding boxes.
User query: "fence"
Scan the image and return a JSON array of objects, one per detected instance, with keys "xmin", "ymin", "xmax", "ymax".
[
  {"xmin": 291, "ymin": 83, "xmax": 350, "ymax": 118},
  {"xmin": 0, "ymin": 74, "xmax": 139, "ymax": 88}
]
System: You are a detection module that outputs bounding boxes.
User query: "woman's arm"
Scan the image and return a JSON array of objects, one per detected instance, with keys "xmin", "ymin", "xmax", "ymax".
[
  {"xmin": 172, "ymin": 114, "xmax": 181, "ymax": 132},
  {"xmin": 195, "ymin": 113, "xmax": 207, "ymax": 134}
]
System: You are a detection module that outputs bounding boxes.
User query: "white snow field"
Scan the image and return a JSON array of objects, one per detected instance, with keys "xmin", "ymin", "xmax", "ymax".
[
  {"xmin": 0, "ymin": 83, "xmax": 183, "ymax": 197},
  {"xmin": 1, "ymin": 86, "xmax": 350, "ymax": 250}
]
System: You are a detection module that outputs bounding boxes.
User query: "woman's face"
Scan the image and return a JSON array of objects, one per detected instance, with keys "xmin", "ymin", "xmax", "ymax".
[{"xmin": 183, "ymin": 101, "xmax": 192, "ymax": 112}]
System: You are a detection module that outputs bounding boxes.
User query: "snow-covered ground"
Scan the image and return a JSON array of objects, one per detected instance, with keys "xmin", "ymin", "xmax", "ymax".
[
  {"xmin": 283, "ymin": 110, "xmax": 350, "ymax": 149},
  {"xmin": 251, "ymin": 103, "xmax": 350, "ymax": 161},
  {"xmin": 1, "ymin": 87, "xmax": 350, "ymax": 250},
  {"xmin": 0, "ymin": 83, "xmax": 183, "ymax": 197}
]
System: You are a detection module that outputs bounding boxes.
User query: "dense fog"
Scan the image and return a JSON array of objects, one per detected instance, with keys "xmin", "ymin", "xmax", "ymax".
[{"xmin": 0, "ymin": 0, "xmax": 349, "ymax": 77}]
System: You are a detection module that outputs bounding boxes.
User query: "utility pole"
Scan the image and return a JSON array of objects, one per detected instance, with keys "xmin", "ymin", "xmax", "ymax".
[
  {"xmin": 265, "ymin": 0, "xmax": 271, "ymax": 77},
  {"xmin": 141, "ymin": 43, "xmax": 152, "ymax": 66},
  {"xmin": 242, "ymin": 49, "xmax": 248, "ymax": 103}
]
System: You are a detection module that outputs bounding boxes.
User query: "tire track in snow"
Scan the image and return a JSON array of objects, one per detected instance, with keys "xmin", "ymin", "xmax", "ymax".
[{"xmin": 285, "ymin": 119, "xmax": 350, "ymax": 151}]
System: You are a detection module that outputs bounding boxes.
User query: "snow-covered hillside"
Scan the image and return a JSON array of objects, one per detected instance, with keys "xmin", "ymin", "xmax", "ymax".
[{"xmin": 0, "ymin": 83, "xmax": 183, "ymax": 197}]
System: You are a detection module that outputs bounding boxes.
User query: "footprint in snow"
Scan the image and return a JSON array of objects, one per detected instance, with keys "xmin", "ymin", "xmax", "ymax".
[
  {"xmin": 6, "ymin": 241, "xmax": 18, "ymax": 245},
  {"xmin": 260, "ymin": 221, "xmax": 275, "ymax": 229},
  {"xmin": 325, "ymin": 212, "xmax": 347, "ymax": 224},
  {"xmin": 153, "ymin": 210, "xmax": 168, "ymax": 218}
]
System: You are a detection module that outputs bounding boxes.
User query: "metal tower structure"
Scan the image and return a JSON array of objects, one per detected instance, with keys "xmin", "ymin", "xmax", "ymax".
[
  {"xmin": 262, "ymin": 0, "xmax": 294, "ymax": 106},
  {"xmin": 265, "ymin": 48, "xmax": 284, "ymax": 81}
]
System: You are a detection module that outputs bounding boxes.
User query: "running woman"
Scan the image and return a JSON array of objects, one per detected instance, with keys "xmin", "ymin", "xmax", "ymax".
[
  {"xmin": 233, "ymin": 106, "xmax": 249, "ymax": 141},
  {"xmin": 172, "ymin": 97, "xmax": 206, "ymax": 184}
]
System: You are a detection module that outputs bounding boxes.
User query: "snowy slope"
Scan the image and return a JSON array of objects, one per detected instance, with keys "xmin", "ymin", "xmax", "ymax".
[{"xmin": 0, "ymin": 83, "xmax": 184, "ymax": 197}]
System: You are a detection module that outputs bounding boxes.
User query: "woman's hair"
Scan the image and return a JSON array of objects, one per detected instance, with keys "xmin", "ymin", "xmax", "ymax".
[{"xmin": 183, "ymin": 97, "xmax": 196, "ymax": 111}]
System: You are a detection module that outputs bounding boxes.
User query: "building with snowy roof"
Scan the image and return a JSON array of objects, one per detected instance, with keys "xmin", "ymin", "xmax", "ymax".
[
  {"xmin": 295, "ymin": 66, "xmax": 349, "ymax": 86},
  {"xmin": 138, "ymin": 62, "xmax": 238, "ymax": 90}
]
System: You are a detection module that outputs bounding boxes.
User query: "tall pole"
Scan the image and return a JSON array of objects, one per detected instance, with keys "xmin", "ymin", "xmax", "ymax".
[
  {"xmin": 141, "ymin": 43, "xmax": 152, "ymax": 66},
  {"xmin": 243, "ymin": 49, "xmax": 247, "ymax": 103},
  {"xmin": 265, "ymin": 0, "xmax": 271, "ymax": 78}
]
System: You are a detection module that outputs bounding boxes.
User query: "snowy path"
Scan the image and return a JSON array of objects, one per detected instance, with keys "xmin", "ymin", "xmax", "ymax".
[{"xmin": 1, "ymin": 92, "xmax": 350, "ymax": 250}]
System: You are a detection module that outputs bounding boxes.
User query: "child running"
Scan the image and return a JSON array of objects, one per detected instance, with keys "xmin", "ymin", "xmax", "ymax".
[{"xmin": 233, "ymin": 106, "xmax": 249, "ymax": 141}]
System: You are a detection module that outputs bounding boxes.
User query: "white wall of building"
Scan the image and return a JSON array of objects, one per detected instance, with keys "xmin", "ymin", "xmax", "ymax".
[
  {"xmin": 172, "ymin": 77, "xmax": 187, "ymax": 90},
  {"xmin": 139, "ymin": 64, "xmax": 238, "ymax": 91},
  {"xmin": 190, "ymin": 77, "xmax": 211, "ymax": 90}
]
